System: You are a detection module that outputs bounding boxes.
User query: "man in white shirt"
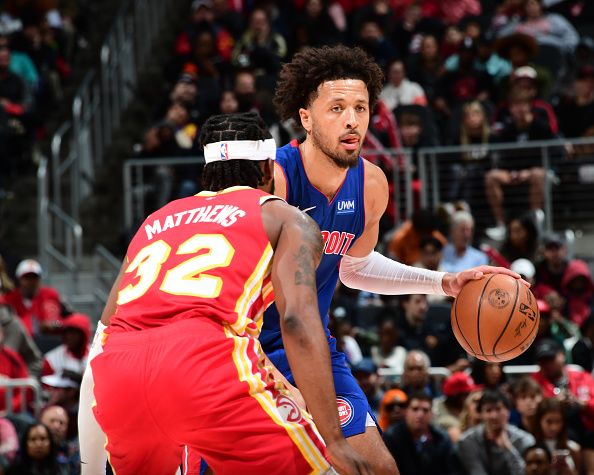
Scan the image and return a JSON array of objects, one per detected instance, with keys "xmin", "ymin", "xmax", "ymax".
[{"xmin": 379, "ymin": 60, "xmax": 427, "ymax": 111}]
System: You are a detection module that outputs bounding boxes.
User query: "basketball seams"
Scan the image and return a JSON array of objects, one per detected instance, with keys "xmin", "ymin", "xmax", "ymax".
[
  {"xmin": 490, "ymin": 278, "xmax": 520, "ymax": 360},
  {"xmin": 454, "ymin": 293, "xmax": 477, "ymax": 356},
  {"xmin": 478, "ymin": 315, "xmax": 539, "ymax": 359},
  {"xmin": 476, "ymin": 275, "xmax": 496, "ymax": 359}
]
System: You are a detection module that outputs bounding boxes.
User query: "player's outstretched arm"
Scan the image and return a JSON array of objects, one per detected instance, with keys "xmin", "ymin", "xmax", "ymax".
[
  {"xmin": 339, "ymin": 161, "xmax": 527, "ymax": 297},
  {"xmin": 266, "ymin": 202, "xmax": 371, "ymax": 475}
]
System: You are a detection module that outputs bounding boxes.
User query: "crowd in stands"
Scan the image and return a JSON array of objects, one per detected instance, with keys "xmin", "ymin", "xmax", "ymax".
[
  {"xmin": 0, "ymin": 256, "xmax": 86, "ymax": 474},
  {"xmin": 0, "ymin": 0, "xmax": 89, "ymax": 198}
]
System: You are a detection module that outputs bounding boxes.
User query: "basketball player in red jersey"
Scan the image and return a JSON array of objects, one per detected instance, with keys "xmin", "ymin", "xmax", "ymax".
[{"xmin": 84, "ymin": 112, "xmax": 370, "ymax": 475}]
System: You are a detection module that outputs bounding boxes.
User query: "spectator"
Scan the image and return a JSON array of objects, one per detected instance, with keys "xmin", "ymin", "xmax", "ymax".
[
  {"xmin": 571, "ymin": 316, "xmax": 594, "ymax": 374},
  {"xmin": 0, "ymin": 417, "xmax": 18, "ymax": 466},
  {"xmin": 439, "ymin": 0, "xmax": 481, "ymax": 25},
  {"xmin": 400, "ymin": 350, "xmax": 434, "ymax": 397},
  {"xmin": 356, "ymin": 19, "xmax": 397, "ymax": 72},
  {"xmin": 433, "ymin": 371, "xmax": 477, "ymax": 440},
  {"xmin": 40, "ymin": 375, "xmax": 80, "ymax": 442},
  {"xmin": 6, "ymin": 423, "xmax": 68, "ymax": 475},
  {"xmin": 232, "ymin": 8, "xmax": 286, "ymax": 76},
  {"xmin": 42, "ymin": 313, "xmax": 90, "ymax": 385},
  {"xmin": 524, "ymin": 444, "xmax": 553, "ymax": 475},
  {"xmin": 458, "ymin": 389, "xmax": 536, "ymax": 475},
  {"xmin": 497, "ymin": 0, "xmax": 579, "ymax": 54},
  {"xmin": 460, "ymin": 388, "xmax": 484, "ymax": 433},
  {"xmin": 441, "ymin": 210, "xmax": 489, "ymax": 273},
  {"xmin": 218, "ymin": 89, "xmax": 239, "ymax": 114},
  {"xmin": 485, "ymin": 89, "xmax": 552, "ymax": 240},
  {"xmin": 3, "ymin": 259, "xmax": 63, "ymax": 336},
  {"xmin": 499, "ymin": 213, "xmax": 540, "ymax": 264},
  {"xmin": 378, "ymin": 388, "xmax": 408, "ymax": 431},
  {"xmin": 510, "ymin": 376, "xmax": 544, "ymax": 434},
  {"xmin": 533, "ymin": 398, "xmax": 581, "ymax": 475},
  {"xmin": 445, "ymin": 100, "xmax": 492, "ymax": 204},
  {"xmin": 495, "ymin": 33, "xmax": 553, "ymax": 99},
  {"xmin": 397, "ymin": 294, "xmax": 461, "ymax": 366},
  {"xmin": 531, "ymin": 339, "xmax": 594, "ymax": 453},
  {"xmin": 557, "ymin": 65, "xmax": 594, "ymax": 139},
  {"xmin": 434, "ymin": 36, "xmax": 494, "ymax": 119},
  {"xmin": 0, "ymin": 298, "xmax": 42, "ymax": 375},
  {"xmin": 406, "ymin": 34, "xmax": 442, "ymax": 102},
  {"xmin": 387, "ymin": 208, "xmax": 447, "ymax": 265},
  {"xmin": 414, "ymin": 236, "xmax": 444, "ymax": 272},
  {"xmin": 0, "ymin": 324, "xmax": 30, "ymax": 413},
  {"xmin": 494, "ymin": 66, "xmax": 559, "ymax": 135},
  {"xmin": 535, "ymin": 234, "xmax": 594, "ymax": 327},
  {"xmin": 471, "ymin": 360, "xmax": 509, "ymax": 394},
  {"xmin": 371, "ymin": 318, "xmax": 406, "ymax": 372},
  {"xmin": 351, "ymin": 358, "xmax": 383, "ymax": 418},
  {"xmin": 379, "ymin": 60, "xmax": 427, "ymax": 111},
  {"xmin": 291, "ymin": 0, "xmax": 342, "ymax": 52},
  {"xmin": 173, "ymin": 0, "xmax": 234, "ymax": 64},
  {"xmin": 40, "ymin": 406, "xmax": 78, "ymax": 473},
  {"xmin": 233, "ymin": 69, "xmax": 257, "ymax": 113},
  {"xmin": 383, "ymin": 391, "xmax": 458, "ymax": 475},
  {"xmin": 0, "ymin": 34, "xmax": 37, "ymax": 92}
]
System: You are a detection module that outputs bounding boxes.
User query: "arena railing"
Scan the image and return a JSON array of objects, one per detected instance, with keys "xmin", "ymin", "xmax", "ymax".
[
  {"xmin": 40, "ymin": 0, "xmax": 169, "ymax": 283},
  {"xmin": 377, "ymin": 364, "xmax": 585, "ymax": 382},
  {"xmin": 1, "ymin": 378, "xmax": 43, "ymax": 418},
  {"xmin": 122, "ymin": 136, "xmax": 594, "ymax": 236}
]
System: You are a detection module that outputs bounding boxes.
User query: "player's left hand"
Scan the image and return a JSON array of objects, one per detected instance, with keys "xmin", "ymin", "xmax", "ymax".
[{"xmin": 442, "ymin": 265, "xmax": 530, "ymax": 297}]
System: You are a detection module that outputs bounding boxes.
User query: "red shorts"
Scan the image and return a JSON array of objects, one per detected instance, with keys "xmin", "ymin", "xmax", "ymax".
[{"xmin": 92, "ymin": 318, "xmax": 330, "ymax": 475}]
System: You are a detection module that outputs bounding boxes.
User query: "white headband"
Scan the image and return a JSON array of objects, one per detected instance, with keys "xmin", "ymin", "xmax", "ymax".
[{"xmin": 203, "ymin": 139, "xmax": 277, "ymax": 164}]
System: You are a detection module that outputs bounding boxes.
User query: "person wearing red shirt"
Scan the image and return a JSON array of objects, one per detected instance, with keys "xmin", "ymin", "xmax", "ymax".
[
  {"xmin": 3, "ymin": 259, "xmax": 63, "ymax": 336},
  {"xmin": 0, "ymin": 325, "xmax": 31, "ymax": 413},
  {"xmin": 531, "ymin": 339, "xmax": 594, "ymax": 443}
]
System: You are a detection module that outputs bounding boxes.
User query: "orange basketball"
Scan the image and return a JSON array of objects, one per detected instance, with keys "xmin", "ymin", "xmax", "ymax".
[{"xmin": 451, "ymin": 274, "xmax": 540, "ymax": 362}]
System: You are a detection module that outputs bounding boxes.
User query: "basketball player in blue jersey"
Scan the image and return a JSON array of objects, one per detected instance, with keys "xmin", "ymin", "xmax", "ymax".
[{"xmin": 261, "ymin": 45, "xmax": 526, "ymax": 474}]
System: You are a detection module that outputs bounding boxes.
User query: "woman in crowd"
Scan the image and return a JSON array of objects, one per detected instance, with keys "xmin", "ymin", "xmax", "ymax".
[{"xmin": 7, "ymin": 423, "xmax": 68, "ymax": 475}]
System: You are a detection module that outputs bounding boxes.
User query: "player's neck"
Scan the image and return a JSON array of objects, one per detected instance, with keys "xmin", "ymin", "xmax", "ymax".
[{"xmin": 299, "ymin": 138, "xmax": 349, "ymax": 201}]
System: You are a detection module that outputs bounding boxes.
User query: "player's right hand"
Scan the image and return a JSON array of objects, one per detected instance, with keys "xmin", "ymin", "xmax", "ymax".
[{"xmin": 326, "ymin": 439, "xmax": 373, "ymax": 475}]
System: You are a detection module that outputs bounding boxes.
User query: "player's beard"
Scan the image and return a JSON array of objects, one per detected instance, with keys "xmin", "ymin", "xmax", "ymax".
[{"xmin": 311, "ymin": 125, "xmax": 360, "ymax": 170}]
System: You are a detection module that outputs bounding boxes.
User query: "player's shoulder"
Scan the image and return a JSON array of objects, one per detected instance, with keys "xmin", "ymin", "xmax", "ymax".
[
  {"xmin": 276, "ymin": 140, "xmax": 300, "ymax": 162},
  {"xmin": 361, "ymin": 157, "xmax": 388, "ymax": 189}
]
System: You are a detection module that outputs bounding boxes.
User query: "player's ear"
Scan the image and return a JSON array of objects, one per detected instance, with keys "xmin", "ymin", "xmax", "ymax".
[
  {"xmin": 299, "ymin": 108, "xmax": 311, "ymax": 134},
  {"xmin": 259, "ymin": 159, "xmax": 274, "ymax": 186}
]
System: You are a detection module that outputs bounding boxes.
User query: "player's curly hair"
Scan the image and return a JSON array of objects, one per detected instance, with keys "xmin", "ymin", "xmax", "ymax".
[
  {"xmin": 274, "ymin": 45, "xmax": 384, "ymax": 125},
  {"xmin": 200, "ymin": 112, "xmax": 272, "ymax": 191}
]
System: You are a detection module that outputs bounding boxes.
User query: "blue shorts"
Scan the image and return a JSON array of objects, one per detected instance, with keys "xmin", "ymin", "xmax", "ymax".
[{"xmin": 267, "ymin": 338, "xmax": 378, "ymax": 438}]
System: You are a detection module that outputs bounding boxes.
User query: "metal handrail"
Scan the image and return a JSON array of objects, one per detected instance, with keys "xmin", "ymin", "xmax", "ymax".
[
  {"xmin": 92, "ymin": 245, "xmax": 121, "ymax": 316},
  {"xmin": 377, "ymin": 364, "xmax": 585, "ymax": 379},
  {"xmin": 1, "ymin": 378, "xmax": 42, "ymax": 417}
]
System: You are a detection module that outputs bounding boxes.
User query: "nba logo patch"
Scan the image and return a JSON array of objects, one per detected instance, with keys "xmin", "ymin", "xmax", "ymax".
[
  {"xmin": 336, "ymin": 397, "xmax": 354, "ymax": 427},
  {"xmin": 220, "ymin": 143, "xmax": 229, "ymax": 160}
]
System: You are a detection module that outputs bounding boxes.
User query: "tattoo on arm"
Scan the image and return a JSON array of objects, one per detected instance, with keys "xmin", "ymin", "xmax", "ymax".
[{"xmin": 293, "ymin": 214, "xmax": 323, "ymax": 289}]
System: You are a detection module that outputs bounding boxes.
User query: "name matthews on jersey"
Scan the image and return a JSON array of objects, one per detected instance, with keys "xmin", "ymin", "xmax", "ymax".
[{"xmin": 145, "ymin": 205, "xmax": 246, "ymax": 240}]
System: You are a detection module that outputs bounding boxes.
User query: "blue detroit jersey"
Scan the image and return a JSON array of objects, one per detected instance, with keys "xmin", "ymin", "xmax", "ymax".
[{"xmin": 260, "ymin": 140, "xmax": 366, "ymax": 369}]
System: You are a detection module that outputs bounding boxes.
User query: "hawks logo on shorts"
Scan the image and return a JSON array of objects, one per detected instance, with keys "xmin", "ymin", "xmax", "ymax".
[
  {"xmin": 336, "ymin": 397, "xmax": 354, "ymax": 427},
  {"xmin": 276, "ymin": 394, "xmax": 303, "ymax": 423}
]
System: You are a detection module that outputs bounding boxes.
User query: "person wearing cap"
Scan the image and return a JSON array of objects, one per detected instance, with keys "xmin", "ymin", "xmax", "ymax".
[
  {"xmin": 3, "ymin": 259, "xmax": 63, "ymax": 336},
  {"xmin": 378, "ymin": 389, "xmax": 408, "ymax": 431},
  {"xmin": 532, "ymin": 339, "xmax": 594, "ymax": 447},
  {"xmin": 41, "ymin": 313, "xmax": 90, "ymax": 386},
  {"xmin": 433, "ymin": 372, "xmax": 477, "ymax": 437},
  {"xmin": 383, "ymin": 391, "xmax": 457, "ymax": 475},
  {"xmin": 458, "ymin": 389, "xmax": 535, "ymax": 475}
]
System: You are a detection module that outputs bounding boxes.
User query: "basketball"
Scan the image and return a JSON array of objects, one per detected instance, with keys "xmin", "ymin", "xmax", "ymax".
[{"xmin": 451, "ymin": 274, "xmax": 540, "ymax": 362}]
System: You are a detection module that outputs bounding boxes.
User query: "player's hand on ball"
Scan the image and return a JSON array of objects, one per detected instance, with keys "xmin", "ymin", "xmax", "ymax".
[
  {"xmin": 326, "ymin": 439, "xmax": 372, "ymax": 475},
  {"xmin": 442, "ymin": 265, "xmax": 529, "ymax": 297}
]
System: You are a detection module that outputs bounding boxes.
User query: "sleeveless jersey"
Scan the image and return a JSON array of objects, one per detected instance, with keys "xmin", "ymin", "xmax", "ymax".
[
  {"xmin": 260, "ymin": 140, "xmax": 366, "ymax": 353},
  {"xmin": 108, "ymin": 187, "xmax": 275, "ymax": 336}
]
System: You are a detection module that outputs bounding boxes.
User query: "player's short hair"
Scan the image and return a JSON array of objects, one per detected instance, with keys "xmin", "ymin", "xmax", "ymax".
[
  {"xmin": 200, "ymin": 112, "xmax": 272, "ymax": 191},
  {"xmin": 273, "ymin": 45, "xmax": 384, "ymax": 124}
]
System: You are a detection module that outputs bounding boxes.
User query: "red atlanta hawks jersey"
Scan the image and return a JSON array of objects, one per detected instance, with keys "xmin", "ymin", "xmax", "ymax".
[{"xmin": 108, "ymin": 186, "xmax": 276, "ymax": 336}]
